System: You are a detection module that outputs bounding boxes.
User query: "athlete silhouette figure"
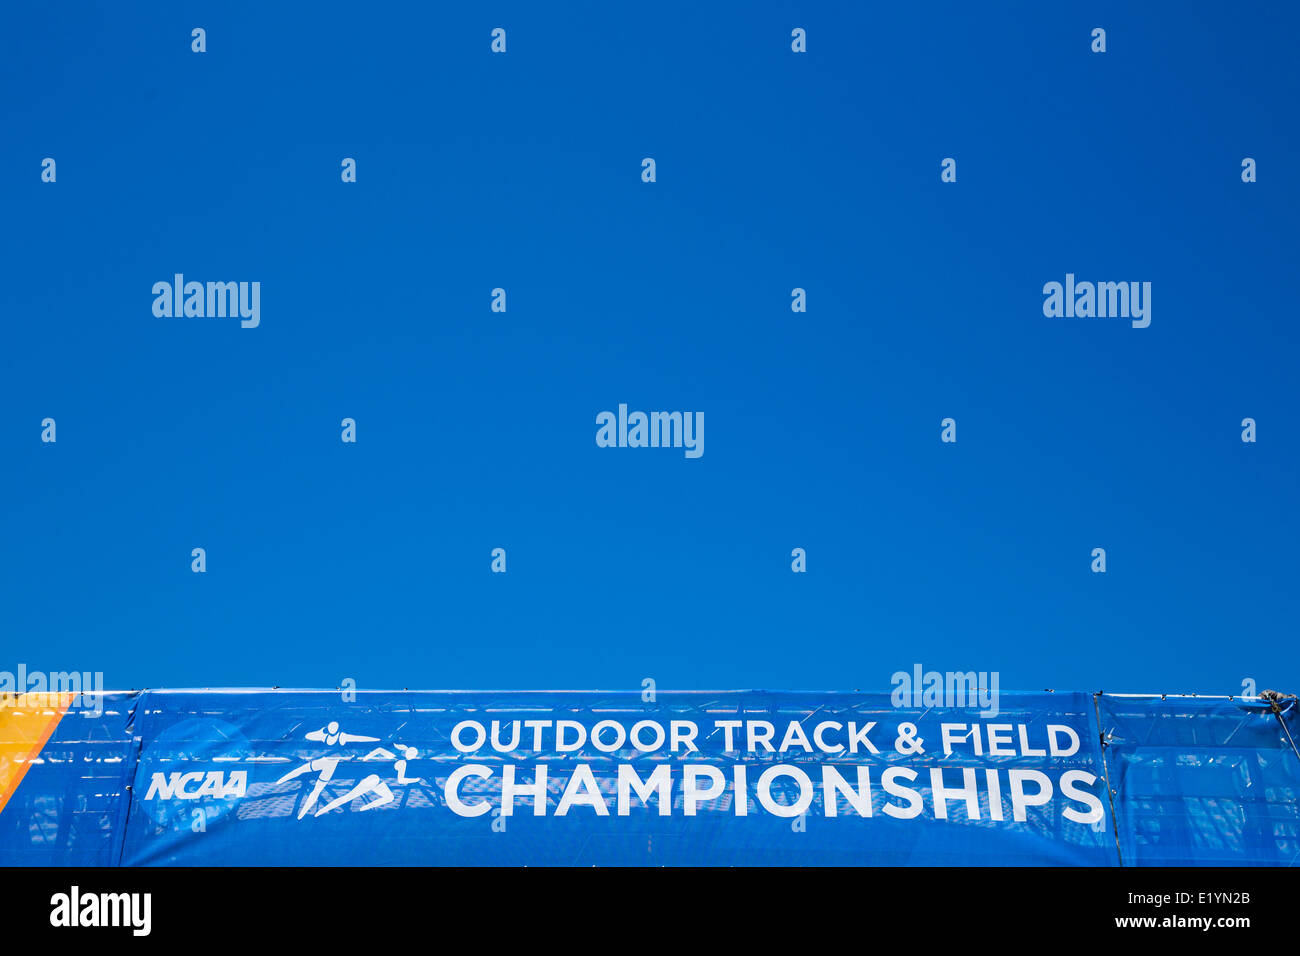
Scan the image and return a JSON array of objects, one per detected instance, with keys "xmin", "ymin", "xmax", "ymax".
[{"xmin": 277, "ymin": 725, "xmax": 423, "ymax": 818}]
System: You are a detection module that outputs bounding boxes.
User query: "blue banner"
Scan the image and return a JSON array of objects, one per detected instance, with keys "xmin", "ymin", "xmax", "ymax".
[{"xmin": 2, "ymin": 690, "xmax": 1296, "ymax": 865}]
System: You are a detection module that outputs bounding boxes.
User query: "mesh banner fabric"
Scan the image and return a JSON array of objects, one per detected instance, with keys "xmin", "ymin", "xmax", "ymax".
[{"xmin": 1, "ymin": 689, "xmax": 1295, "ymax": 865}]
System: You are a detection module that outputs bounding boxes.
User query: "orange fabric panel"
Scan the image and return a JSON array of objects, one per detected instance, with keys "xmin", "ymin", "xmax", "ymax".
[{"xmin": 0, "ymin": 693, "xmax": 73, "ymax": 817}]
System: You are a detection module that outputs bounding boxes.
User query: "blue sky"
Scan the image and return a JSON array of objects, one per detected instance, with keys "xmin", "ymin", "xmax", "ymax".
[{"xmin": 1, "ymin": 2, "xmax": 1296, "ymax": 695}]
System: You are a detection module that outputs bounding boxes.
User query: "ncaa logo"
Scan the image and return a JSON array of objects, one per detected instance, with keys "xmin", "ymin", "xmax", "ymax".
[{"xmin": 137, "ymin": 717, "xmax": 252, "ymax": 831}]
